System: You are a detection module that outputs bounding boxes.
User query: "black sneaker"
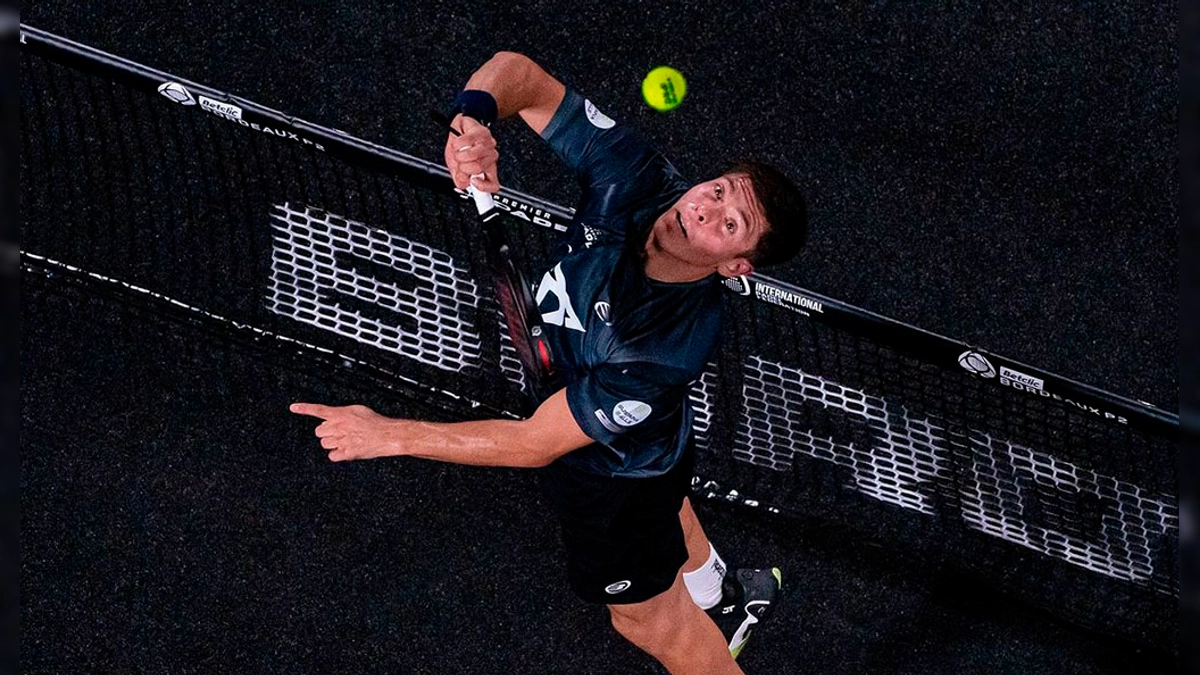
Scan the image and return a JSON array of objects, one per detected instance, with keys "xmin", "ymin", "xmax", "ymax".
[{"xmin": 707, "ymin": 567, "xmax": 782, "ymax": 659}]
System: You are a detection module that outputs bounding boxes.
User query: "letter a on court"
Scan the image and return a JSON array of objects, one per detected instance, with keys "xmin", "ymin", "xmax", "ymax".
[{"xmin": 537, "ymin": 262, "xmax": 585, "ymax": 332}]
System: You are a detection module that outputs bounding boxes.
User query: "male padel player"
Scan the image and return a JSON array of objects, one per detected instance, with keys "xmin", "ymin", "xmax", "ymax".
[{"xmin": 292, "ymin": 52, "xmax": 808, "ymax": 675}]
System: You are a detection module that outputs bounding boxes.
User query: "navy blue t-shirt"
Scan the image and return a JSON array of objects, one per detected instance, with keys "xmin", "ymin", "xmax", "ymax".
[{"xmin": 535, "ymin": 88, "xmax": 723, "ymax": 478}]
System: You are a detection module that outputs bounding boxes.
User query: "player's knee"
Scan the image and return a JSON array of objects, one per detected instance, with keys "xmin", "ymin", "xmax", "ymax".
[
  {"xmin": 608, "ymin": 603, "xmax": 638, "ymax": 636},
  {"xmin": 609, "ymin": 603, "xmax": 646, "ymax": 640},
  {"xmin": 608, "ymin": 600, "xmax": 671, "ymax": 646}
]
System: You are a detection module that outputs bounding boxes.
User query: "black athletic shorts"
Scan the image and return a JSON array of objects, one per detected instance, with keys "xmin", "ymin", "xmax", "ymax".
[{"xmin": 537, "ymin": 442, "xmax": 695, "ymax": 605}]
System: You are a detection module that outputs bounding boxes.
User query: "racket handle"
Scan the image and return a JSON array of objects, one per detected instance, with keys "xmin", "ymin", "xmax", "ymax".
[
  {"xmin": 467, "ymin": 181, "xmax": 495, "ymax": 216},
  {"xmin": 434, "ymin": 109, "xmax": 498, "ymax": 215}
]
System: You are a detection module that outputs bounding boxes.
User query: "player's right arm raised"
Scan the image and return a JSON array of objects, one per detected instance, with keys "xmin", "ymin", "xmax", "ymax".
[{"xmin": 443, "ymin": 52, "xmax": 566, "ymax": 192}]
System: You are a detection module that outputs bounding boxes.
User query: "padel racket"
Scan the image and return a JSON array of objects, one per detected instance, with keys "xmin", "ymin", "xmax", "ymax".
[{"xmin": 435, "ymin": 111, "xmax": 558, "ymax": 406}]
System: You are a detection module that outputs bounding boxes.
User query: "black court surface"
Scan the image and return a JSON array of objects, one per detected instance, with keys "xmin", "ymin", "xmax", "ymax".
[
  {"xmin": 20, "ymin": 1, "xmax": 1179, "ymax": 673},
  {"xmin": 22, "ymin": 283, "xmax": 1176, "ymax": 674}
]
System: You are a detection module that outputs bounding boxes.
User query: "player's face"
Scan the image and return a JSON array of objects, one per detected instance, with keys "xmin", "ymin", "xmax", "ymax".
[{"xmin": 652, "ymin": 173, "xmax": 767, "ymax": 276}]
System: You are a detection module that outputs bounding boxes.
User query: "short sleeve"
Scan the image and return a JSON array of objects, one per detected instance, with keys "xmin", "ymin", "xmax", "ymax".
[
  {"xmin": 540, "ymin": 88, "xmax": 689, "ymax": 248},
  {"xmin": 565, "ymin": 361, "xmax": 689, "ymax": 447},
  {"xmin": 540, "ymin": 88, "xmax": 658, "ymax": 188}
]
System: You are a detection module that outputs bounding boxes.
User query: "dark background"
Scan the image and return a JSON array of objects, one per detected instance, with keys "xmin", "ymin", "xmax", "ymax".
[
  {"xmin": 21, "ymin": 284, "xmax": 1180, "ymax": 674},
  {"xmin": 19, "ymin": 2, "xmax": 1181, "ymax": 673},
  {"xmin": 20, "ymin": 0, "xmax": 1177, "ymax": 411}
]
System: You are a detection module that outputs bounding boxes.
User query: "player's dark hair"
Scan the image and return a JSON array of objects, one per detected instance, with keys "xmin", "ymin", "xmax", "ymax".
[{"xmin": 725, "ymin": 160, "xmax": 808, "ymax": 268}]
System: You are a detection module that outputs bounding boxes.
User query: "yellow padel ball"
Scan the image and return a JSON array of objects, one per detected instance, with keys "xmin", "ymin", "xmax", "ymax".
[{"xmin": 642, "ymin": 66, "xmax": 687, "ymax": 112}]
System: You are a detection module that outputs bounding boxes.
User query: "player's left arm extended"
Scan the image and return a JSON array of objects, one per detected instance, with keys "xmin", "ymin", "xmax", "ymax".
[{"xmin": 290, "ymin": 389, "xmax": 591, "ymax": 468}]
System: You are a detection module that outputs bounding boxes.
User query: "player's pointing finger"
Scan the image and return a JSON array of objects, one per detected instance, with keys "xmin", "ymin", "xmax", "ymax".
[{"xmin": 290, "ymin": 402, "xmax": 331, "ymax": 418}]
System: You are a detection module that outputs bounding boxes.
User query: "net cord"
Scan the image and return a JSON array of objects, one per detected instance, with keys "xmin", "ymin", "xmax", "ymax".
[{"xmin": 17, "ymin": 22, "xmax": 1178, "ymax": 440}]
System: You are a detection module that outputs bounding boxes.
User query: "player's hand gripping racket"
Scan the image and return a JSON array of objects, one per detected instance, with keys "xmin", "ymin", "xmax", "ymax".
[{"xmin": 435, "ymin": 111, "xmax": 558, "ymax": 406}]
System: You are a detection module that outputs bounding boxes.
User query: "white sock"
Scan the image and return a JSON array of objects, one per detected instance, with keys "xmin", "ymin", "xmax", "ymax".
[{"xmin": 683, "ymin": 544, "xmax": 727, "ymax": 610}]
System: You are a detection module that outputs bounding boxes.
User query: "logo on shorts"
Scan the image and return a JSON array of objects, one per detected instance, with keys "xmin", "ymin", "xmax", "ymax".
[
  {"xmin": 957, "ymin": 350, "xmax": 996, "ymax": 378},
  {"xmin": 613, "ymin": 400, "xmax": 651, "ymax": 427},
  {"xmin": 605, "ymin": 580, "xmax": 632, "ymax": 595},
  {"xmin": 585, "ymin": 99, "xmax": 616, "ymax": 129}
]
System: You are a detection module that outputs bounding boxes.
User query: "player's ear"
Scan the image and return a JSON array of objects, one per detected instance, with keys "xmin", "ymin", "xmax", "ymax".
[{"xmin": 717, "ymin": 257, "xmax": 754, "ymax": 279}]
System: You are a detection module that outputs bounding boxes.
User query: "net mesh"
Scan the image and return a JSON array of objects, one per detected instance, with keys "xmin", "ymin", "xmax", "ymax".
[
  {"xmin": 20, "ymin": 34, "xmax": 1178, "ymax": 651},
  {"xmin": 268, "ymin": 203, "xmax": 487, "ymax": 373}
]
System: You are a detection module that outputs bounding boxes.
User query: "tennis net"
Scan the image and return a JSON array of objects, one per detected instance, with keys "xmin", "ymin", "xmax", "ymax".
[{"xmin": 20, "ymin": 25, "xmax": 1178, "ymax": 652}]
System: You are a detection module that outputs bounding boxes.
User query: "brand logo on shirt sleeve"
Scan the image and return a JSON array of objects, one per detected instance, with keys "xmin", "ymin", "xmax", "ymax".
[
  {"xmin": 584, "ymin": 99, "xmax": 617, "ymax": 129},
  {"xmin": 594, "ymin": 408, "xmax": 622, "ymax": 433},
  {"xmin": 613, "ymin": 400, "xmax": 652, "ymax": 426}
]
